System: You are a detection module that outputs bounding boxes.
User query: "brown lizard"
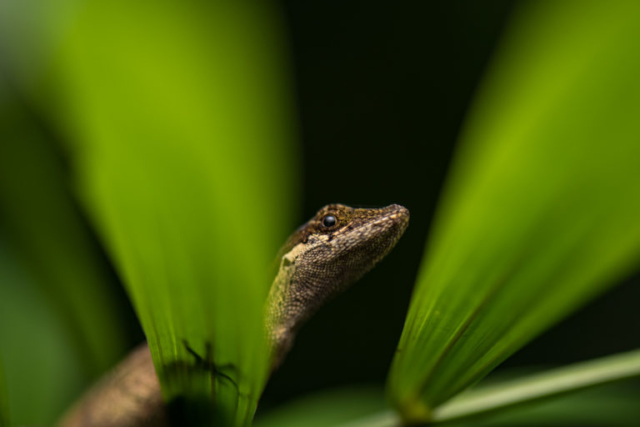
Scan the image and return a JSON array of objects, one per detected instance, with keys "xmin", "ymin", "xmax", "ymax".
[{"xmin": 58, "ymin": 203, "xmax": 409, "ymax": 427}]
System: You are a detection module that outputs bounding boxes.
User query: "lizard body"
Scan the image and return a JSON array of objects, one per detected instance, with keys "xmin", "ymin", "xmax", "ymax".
[{"xmin": 58, "ymin": 203, "xmax": 409, "ymax": 427}]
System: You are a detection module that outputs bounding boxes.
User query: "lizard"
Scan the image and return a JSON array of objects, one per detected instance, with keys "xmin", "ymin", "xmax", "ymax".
[{"xmin": 58, "ymin": 203, "xmax": 409, "ymax": 427}]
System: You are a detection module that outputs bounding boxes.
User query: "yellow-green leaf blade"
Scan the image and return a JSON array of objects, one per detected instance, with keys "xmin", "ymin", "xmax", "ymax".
[
  {"xmin": 330, "ymin": 351, "xmax": 640, "ymax": 427},
  {"xmin": 434, "ymin": 349, "xmax": 640, "ymax": 423},
  {"xmin": 46, "ymin": 1, "xmax": 297, "ymax": 424},
  {"xmin": 451, "ymin": 382, "xmax": 640, "ymax": 427},
  {"xmin": 388, "ymin": 1, "xmax": 640, "ymax": 422}
]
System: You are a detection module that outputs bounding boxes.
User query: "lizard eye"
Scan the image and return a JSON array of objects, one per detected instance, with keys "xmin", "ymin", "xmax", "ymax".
[{"xmin": 322, "ymin": 215, "xmax": 337, "ymax": 227}]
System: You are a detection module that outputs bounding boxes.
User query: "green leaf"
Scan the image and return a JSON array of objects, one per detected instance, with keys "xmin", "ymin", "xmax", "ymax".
[
  {"xmin": 44, "ymin": 1, "xmax": 297, "ymax": 425},
  {"xmin": 253, "ymin": 387, "xmax": 390, "ymax": 427},
  {"xmin": 256, "ymin": 355, "xmax": 640, "ymax": 427},
  {"xmin": 322, "ymin": 351, "xmax": 640, "ymax": 427},
  {"xmin": 388, "ymin": 1, "xmax": 640, "ymax": 422},
  {"xmin": 0, "ymin": 76, "xmax": 128, "ymax": 424},
  {"xmin": 434, "ymin": 349, "xmax": 640, "ymax": 423},
  {"xmin": 0, "ymin": 240, "xmax": 87, "ymax": 425},
  {"xmin": 452, "ymin": 382, "xmax": 640, "ymax": 427},
  {"xmin": 0, "ymin": 360, "xmax": 7, "ymax": 427},
  {"xmin": 0, "ymin": 82, "xmax": 127, "ymax": 371}
]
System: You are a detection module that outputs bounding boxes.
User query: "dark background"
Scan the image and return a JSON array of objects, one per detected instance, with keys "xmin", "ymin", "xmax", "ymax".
[{"xmin": 259, "ymin": 0, "xmax": 640, "ymax": 410}]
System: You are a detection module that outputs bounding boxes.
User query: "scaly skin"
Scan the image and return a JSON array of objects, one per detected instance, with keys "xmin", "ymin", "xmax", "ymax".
[
  {"xmin": 58, "ymin": 204, "xmax": 409, "ymax": 427},
  {"xmin": 267, "ymin": 203, "xmax": 410, "ymax": 366}
]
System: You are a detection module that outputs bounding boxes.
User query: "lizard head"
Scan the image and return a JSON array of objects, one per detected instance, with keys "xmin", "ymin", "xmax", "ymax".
[
  {"xmin": 268, "ymin": 203, "xmax": 409, "ymax": 363},
  {"xmin": 302, "ymin": 203, "xmax": 410, "ymax": 272},
  {"xmin": 280, "ymin": 203, "xmax": 410, "ymax": 264}
]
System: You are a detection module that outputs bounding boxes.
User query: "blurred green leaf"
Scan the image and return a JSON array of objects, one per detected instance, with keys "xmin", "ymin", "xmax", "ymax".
[
  {"xmin": 0, "ymin": 0, "xmax": 82, "ymax": 92},
  {"xmin": 253, "ymin": 387, "xmax": 390, "ymax": 427},
  {"xmin": 0, "ymin": 78, "xmax": 128, "ymax": 424},
  {"xmin": 0, "ymin": 80, "xmax": 127, "ymax": 372},
  {"xmin": 0, "ymin": 360, "xmax": 7, "ymax": 427},
  {"xmin": 388, "ymin": 0, "xmax": 640, "ymax": 422},
  {"xmin": 433, "ymin": 349, "xmax": 640, "ymax": 423},
  {"xmin": 35, "ymin": 1, "xmax": 298, "ymax": 424},
  {"xmin": 0, "ymin": 240, "xmax": 87, "ymax": 425},
  {"xmin": 255, "ymin": 369, "xmax": 640, "ymax": 427},
  {"xmin": 451, "ymin": 382, "xmax": 640, "ymax": 427}
]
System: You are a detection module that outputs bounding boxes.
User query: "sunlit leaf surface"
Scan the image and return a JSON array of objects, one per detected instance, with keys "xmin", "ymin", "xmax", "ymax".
[
  {"xmin": 388, "ymin": 1, "xmax": 640, "ymax": 422},
  {"xmin": 41, "ymin": 1, "xmax": 296, "ymax": 425}
]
